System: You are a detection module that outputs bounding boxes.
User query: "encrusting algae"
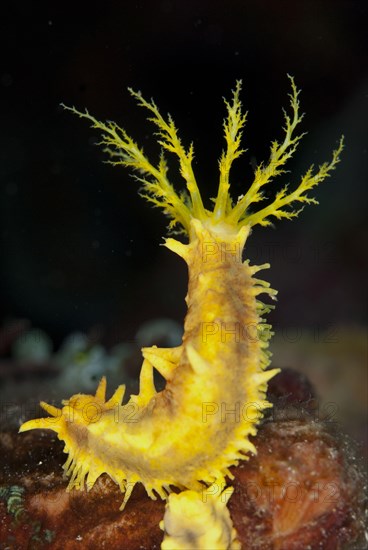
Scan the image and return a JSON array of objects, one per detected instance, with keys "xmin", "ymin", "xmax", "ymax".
[{"xmin": 20, "ymin": 76, "xmax": 343, "ymax": 549}]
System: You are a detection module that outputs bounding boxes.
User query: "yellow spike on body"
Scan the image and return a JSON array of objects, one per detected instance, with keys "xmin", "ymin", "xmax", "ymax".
[
  {"xmin": 186, "ymin": 344, "xmax": 210, "ymax": 376},
  {"xmin": 105, "ymin": 384, "xmax": 126, "ymax": 409},
  {"xmin": 95, "ymin": 376, "xmax": 107, "ymax": 401},
  {"xmin": 21, "ymin": 78, "xmax": 343, "ymax": 547},
  {"xmin": 136, "ymin": 358, "xmax": 156, "ymax": 406},
  {"xmin": 142, "ymin": 345, "xmax": 181, "ymax": 380},
  {"xmin": 40, "ymin": 402, "xmax": 61, "ymax": 418}
]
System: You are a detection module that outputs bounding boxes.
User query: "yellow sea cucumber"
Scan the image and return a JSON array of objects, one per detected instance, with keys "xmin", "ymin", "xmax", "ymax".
[{"xmin": 19, "ymin": 77, "xmax": 343, "ymax": 520}]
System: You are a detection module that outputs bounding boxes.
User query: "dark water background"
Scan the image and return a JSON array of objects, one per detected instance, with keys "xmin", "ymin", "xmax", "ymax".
[{"xmin": 0, "ymin": 0, "xmax": 366, "ymax": 346}]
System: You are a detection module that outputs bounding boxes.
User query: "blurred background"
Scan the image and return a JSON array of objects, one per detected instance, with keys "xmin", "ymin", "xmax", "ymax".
[{"xmin": 0, "ymin": 1, "xmax": 367, "ymax": 450}]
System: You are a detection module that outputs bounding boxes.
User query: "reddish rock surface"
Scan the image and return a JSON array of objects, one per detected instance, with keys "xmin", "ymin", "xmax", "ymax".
[
  {"xmin": 0, "ymin": 371, "xmax": 366, "ymax": 549},
  {"xmin": 229, "ymin": 418, "xmax": 367, "ymax": 549}
]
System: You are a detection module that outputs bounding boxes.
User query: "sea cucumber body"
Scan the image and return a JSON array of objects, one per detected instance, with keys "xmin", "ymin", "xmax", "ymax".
[{"xmin": 33, "ymin": 219, "xmax": 276, "ymax": 505}]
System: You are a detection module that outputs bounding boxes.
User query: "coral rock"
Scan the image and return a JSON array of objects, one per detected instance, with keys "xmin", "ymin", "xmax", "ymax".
[{"xmin": 1, "ymin": 402, "xmax": 366, "ymax": 549}]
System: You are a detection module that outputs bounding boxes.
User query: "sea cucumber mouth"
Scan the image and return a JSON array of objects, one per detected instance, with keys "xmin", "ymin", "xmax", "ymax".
[{"xmin": 201, "ymin": 218, "xmax": 251, "ymax": 239}]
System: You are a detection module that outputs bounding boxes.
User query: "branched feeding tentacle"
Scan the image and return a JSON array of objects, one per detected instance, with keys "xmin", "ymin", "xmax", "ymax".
[
  {"xmin": 214, "ymin": 79, "xmax": 247, "ymax": 220},
  {"xmin": 227, "ymin": 75, "xmax": 343, "ymax": 226},
  {"xmin": 127, "ymin": 89, "xmax": 206, "ymax": 221},
  {"xmin": 241, "ymin": 137, "xmax": 344, "ymax": 227},
  {"xmin": 61, "ymin": 104, "xmax": 193, "ymax": 233}
]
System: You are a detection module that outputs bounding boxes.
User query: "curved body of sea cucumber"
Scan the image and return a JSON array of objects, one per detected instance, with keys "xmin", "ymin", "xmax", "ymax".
[
  {"xmin": 20, "ymin": 218, "xmax": 277, "ymax": 508},
  {"xmin": 19, "ymin": 77, "xmax": 343, "ymax": 513}
]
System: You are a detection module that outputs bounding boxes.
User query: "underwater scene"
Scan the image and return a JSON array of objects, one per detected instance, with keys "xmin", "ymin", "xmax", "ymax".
[{"xmin": 0, "ymin": 1, "xmax": 367, "ymax": 548}]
